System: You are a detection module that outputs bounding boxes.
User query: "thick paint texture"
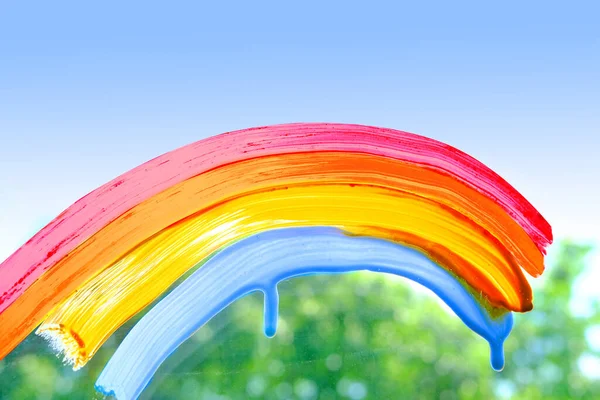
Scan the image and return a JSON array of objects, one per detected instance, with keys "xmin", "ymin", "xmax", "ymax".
[
  {"xmin": 36, "ymin": 183, "xmax": 522, "ymax": 368},
  {"xmin": 0, "ymin": 123, "xmax": 552, "ymax": 398},
  {"xmin": 95, "ymin": 227, "xmax": 514, "ymax": 400},
  {"xmin": 0, "ymin": 123, "xmax": 552, "ymax": 315}
]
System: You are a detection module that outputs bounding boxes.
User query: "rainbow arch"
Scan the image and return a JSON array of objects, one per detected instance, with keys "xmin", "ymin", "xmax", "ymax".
[{"xmin": 0, "ymin": 123, "xmax": 551, "ymax": 398}]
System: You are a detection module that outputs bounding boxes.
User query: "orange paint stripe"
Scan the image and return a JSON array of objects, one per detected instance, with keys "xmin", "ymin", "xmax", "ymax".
[{"xmin": 0, "ymin": 152, "xmax": 541, "ymax": 359}]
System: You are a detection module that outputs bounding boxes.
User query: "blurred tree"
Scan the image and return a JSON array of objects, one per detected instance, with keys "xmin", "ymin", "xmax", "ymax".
[
  {"xmin": 0, "ymin": 241, "xmax": 597, "ymax": 400},
  {"xmin": 499, "ymin": 241, "xmax": 600, "ymax": 399}
]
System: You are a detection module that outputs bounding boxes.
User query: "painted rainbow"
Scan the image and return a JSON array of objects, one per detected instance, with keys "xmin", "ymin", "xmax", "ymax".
[{"xmin": 0, "ymin": 123, "xmax": 552, "ymax": 399}]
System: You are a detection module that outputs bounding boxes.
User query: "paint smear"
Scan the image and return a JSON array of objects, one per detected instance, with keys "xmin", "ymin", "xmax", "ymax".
[
  {"xmin": 0, "ymin": 151, "xmax": 546, "ymax": 361},
  {"xmin": 95, "ymin": 227, "xmax": 513, "ymax": 400},
  {"xmin": 0, "ymin": 123, "xmax": 552, "ymax": 315},
  {"xmin": 35, "ymin": 183, "xmax": 521, "ymax": 369},
  {"xmin": 0, "ymin": 123, "xmax": 552, "ymax": 400}
]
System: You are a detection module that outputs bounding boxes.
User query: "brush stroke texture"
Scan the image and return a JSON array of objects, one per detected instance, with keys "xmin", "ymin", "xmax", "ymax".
[
  {"xmin": 0, "ymin": 123, "xmax": 552, "ymax": 316},
  {"xmin": 34, "ymin": 183, "xmax": 519, "ymax": 369},
  {"xmin": 95, "ymin": 227, "xmax": 514, "ymax": 400},
  {"xmin": 0, "ymin": 123, "xmax": 552, "ymax": 378}
]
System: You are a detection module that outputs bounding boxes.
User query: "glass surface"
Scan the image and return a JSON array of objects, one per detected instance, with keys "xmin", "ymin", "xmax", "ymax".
[{"xmin": 0, "ymin": 243, "xmax": 598, "ymax": 399}]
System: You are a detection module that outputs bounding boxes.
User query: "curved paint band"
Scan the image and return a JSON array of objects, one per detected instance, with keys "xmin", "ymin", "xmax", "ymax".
[
  {"xmin": 0, "ymin": 151, "xmax": 545, "ymax": 360},
  {"xmin": 31, "ymin": 184, "xmax": 522, "ymax": 369},
  {"xmin": 0, "ymin": 123, "xmax": 552, "ymax": 317},
  {"xmin": 95, "ymin": 227, "xmax": 513, "ymax": 400}
]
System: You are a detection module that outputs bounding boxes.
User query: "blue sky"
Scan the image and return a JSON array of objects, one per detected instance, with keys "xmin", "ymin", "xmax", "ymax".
[{"xmin": 0, "ymin": 1, "xmax": 599, "ymax": 276}]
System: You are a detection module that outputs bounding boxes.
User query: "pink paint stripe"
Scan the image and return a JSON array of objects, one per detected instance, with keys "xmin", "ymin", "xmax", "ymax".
[{"xmin": 0, "ymin": 123, "xmax": 552, "ymax": 314}]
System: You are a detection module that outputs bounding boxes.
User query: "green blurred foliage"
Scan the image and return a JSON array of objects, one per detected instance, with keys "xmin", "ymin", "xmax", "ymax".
[{"xmin": 0, "ymin": 241, "xmax": 598, "ymax": 399}]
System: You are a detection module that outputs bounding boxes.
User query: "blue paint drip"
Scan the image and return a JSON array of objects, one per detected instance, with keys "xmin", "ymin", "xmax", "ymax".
[
  {"xmin": 96, "ymin": 227, "xmax": 513, "ymax": 400},
  {"xmin": 262, "ymin": 285, "xmax": 279, "ymax": 338}
]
